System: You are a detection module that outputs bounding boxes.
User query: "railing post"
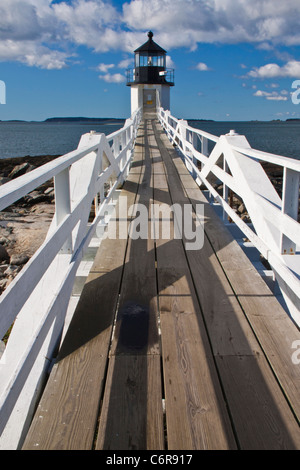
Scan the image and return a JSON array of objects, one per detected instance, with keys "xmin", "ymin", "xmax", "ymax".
[
  {"xmin": 179, "ymin": 119, "xmax": 188, "ymax": 152},
  {"xmin": 223, "ymin": 159, "xmax": 229, "ymax": 221},
  {"xmin": 202, "ymin": 136, "xmax": 208, "ymax": 157},
  {"xmin": 54, "ymin": 168, "xmax": 72, "ymax": 254},
  {"xmin": 192, "ymin": 131, "xmax": 200, "ymax": 175},
  {"xmin": 95, "ymin": 143, "xmax": 104, "ymax": 215},
  {"xmin": 280, "ymin": 167, "xmax": 300, "ymax": 254}
]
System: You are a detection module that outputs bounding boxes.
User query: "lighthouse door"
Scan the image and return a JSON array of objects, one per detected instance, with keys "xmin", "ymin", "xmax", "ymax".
[{"xmin": 143, "ymin": 89, "xmax": 156, "ymax": 110}]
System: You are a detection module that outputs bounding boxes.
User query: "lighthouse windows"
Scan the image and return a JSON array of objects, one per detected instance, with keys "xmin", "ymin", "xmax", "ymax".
[
  {"xmin": 137, "ymin": 54, "xmax": 165, "ymax": 68},
  {"xmin": 139, "ymin": 55, "xmax": 148, "ymax": 67}
]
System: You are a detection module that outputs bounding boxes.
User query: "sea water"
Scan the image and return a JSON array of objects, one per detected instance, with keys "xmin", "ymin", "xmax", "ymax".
[
  {"xmin": 189, "ymin": 120, "xmax": 300, "ymax": 160},
  {"xmin": 0, "ymin": 120, "xmax": 125, "ymax": 159},
  {"xmin": 0, "ymin": 119, "xmax": 299, "ymax": 160}
]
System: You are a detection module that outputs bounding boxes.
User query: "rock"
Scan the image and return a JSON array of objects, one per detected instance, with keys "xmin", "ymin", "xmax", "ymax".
[
  {"xmin": 0, "ymin": 245, "xmax": 10, "ymax": 263},
  {"xmin": 0, "ymin": 264, "xmax": 9, "ymax": 275},
  {"xmin": 4, "ymin": 265, "xmax": 20, "ymax": 276},
  {"xmin": 0, "ymin": 237, "xmax": 9, "ymax": 246},
  {"xmin": 24, "ymin": 191, "xmax": 52, "ymax": 206},
  {"xmin": 44, "ymin": 187, "xmax": 55, "ymax": 197},
  {"xmin": 0, "ymin": 176, "xmax": 11, "ymax": 186},
  {"xmin": 238, "ymin": 203, "xmax": 246, "ymax": 214},
  {"xmin": 9, "ymin": 254, "xmax": 29, "ymax": 266},
  {"xmin": 8, "ymin": 162, "xmax": 36, "ymax": 179}
]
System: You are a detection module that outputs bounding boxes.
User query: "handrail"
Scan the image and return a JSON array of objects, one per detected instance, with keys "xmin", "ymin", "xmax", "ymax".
[
  {"xmin": 157, "ymin": 105, "xmax": 300, "ymax": 328},
  {"xmin": 0, "ymin": 107, "xmax": 142, "ymax": 449}
]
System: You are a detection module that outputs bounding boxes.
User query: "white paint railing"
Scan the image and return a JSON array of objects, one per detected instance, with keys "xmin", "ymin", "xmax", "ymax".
[
  {"xmin": 0, "ymin": 108, "xmax": 142, "ymax": 449},
  {"xmin": 157, "ymin": 106, "xmax": 300, "ymax": 327}
]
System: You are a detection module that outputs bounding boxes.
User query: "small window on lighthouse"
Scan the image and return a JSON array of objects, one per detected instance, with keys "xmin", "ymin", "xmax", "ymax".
[
  {"xmin": 140, "ymin": 55, "xmax": 147, "ymax": 67},
  {"xmin": 147, "ymin": 56, "xmax": 152, "ymax": 66}
]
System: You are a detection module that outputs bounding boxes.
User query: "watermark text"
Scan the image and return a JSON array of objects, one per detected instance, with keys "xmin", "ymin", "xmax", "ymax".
[
  {"xmin": 98, "ymin": 196, "xmax": 205, "ymax": 251},
  {"xmin": 291, "ymin": 80, "xmax": 300, "ymax": 105},
  {"xmin": 0, "ymin": 80, "xmax": 6, "ymax": 104},
  {"xmin": 291, "ymin": 340, "xmax": 300, "ymax": 365}
]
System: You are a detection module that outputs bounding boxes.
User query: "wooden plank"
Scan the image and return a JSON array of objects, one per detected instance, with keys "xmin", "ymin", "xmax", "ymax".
[
  {"xmin": 22, "ymin": 127, "xmax": 145, "ymax": 450},
  {"xmin": 216, "ymin": 355, "xmax": 300, "ymax": 449},
  {"xmin": 96, "ymin": 355, "xmax": 164, "ymax": 450},
  {"xmin": 110, "ymin": 121, "xmax": 159, "ymax": 357},
  {"xmin": 96, "ymin": 119, "xmax": 164, "ymax": 450},
  {"xmin": 153, "ymin": 119, "xmax": 300, "ymax": 449},
  {"xmin": 185, "ymin": 186, "xmax": 300, "ymax": 424},
  {"xmin": 152, "ymin": 181, "xmax": 237, "ymax": 447},
  {"xmin": 159, "ymin": 293, "xmax": 237, "ymax": 450}
]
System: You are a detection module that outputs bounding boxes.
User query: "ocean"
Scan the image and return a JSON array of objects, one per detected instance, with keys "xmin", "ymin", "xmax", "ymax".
[
  {"xmin": 0, "ymin": 120, "xmax": 125, "ymax": 159},
  {"xmin": 188, "ymin": 120, "xmax": 300, "ymax": 160},
  {"xmin": 0, "ymin": 119, "xmax": 299, "ymax": 160}
]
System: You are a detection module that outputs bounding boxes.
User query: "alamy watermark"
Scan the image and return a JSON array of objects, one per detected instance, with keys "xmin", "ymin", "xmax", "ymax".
[
  {"xmin": 291, "ymin": 340, "xmax": 300, "ymax": 365},
  {"xmin": 0, "ymin": 80, "xmax": 6, "ymax": 104},
  {"xmin": 99, "ymin": 196, "xmax": 205, "ymax": 251},
  {"xmin": 291, "ymin": 80, "xmax": 300, "ymax": 105}
]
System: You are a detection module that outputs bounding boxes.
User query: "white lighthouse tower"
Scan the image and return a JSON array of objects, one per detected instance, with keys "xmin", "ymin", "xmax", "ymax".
[{"xmin": 126, "ymin": 31, "xmax": 174, "ymax": 116}]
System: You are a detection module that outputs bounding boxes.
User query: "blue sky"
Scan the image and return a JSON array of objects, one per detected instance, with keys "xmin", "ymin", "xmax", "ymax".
[{"xmin": 0, "ymin": 0, "xmax": 300, "ymax": 121}]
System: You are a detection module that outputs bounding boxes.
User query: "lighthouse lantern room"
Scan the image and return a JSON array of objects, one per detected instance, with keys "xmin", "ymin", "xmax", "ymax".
[{"xmin": 126, "ymin": 31, "xmax": 174, "ymax": 116}]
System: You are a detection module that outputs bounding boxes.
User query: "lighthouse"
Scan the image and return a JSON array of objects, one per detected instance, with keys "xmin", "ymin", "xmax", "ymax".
[{"xmin": 126, "ymin": 31, "xmax": 174, "ymax": 116}]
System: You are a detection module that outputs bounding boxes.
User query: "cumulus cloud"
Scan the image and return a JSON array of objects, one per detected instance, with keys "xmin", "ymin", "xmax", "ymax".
[
  {"xmin": 196, "ymin": 62, "xmax": 211, "ymax": 71},
  {"xmin": 253, "ymin": 89, "xmax": 288, "ymax": 101},
  {"xmin": 118, "ymin": 58, "xmax": 134, "ymax": 69},
  {"xmin": 0, "ymin": 0, "xmax": 68, "ymax": 69},
  {"xmin": 97, "ymin": 63, "xmax": 115, "ymax": 73},
  {"xmin": 1, "ymin": 0, "xmax": 300, "ymax": 70},
  {"xmin": 166, "ymin": 56, "xmax": 175, "ymax": 68},
  {"xmin": 0, "ymin": 0, "xmax": 121, "ymax": 69},
  {"xmin": 122, "ymin": 0, "xmax": 300, "ymax": 48},
  {"xmin": 99, "ymin": 72, "xmax": 126, "ymax": 83},
  {"xmin": 248, "ymin": 61, "xmax": 300, "ymax": 78}
]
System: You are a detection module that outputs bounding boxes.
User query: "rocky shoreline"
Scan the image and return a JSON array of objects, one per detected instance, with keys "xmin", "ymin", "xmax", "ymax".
[{"xmin": 0, "ymin": 155, "xmax": 60, "ymax": 301}]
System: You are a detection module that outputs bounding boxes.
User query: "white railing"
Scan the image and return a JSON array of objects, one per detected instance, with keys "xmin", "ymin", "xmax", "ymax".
[
  {"xmin": 157, "ymin": 106, "xmax": 300, "ymax": 327},
  {"xmin": 0, "ymin": 108, "xmax": 142, "ymax": 449}
]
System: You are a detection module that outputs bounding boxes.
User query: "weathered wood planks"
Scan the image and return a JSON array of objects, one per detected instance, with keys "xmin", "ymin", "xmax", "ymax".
[
  {"xmin": 96, "ymin": 120, "xmax": 164, "ymax": 450},
  {"xmin": 150, "ymin": 126, "xmax": 236, "ymax": 450},
  {"xmin": 22, "ymin": 118, "xmax": 300, "ymax": 451},
  {"xmin": 155, "ymin": 120, "xmax": 300, "ymax": 449},
  {"xmin": 22, "ymin": 129, "xmax": 145, "ymax": 450}
]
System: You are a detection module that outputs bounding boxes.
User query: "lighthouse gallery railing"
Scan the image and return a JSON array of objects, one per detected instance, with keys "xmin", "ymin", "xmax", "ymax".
[
  {"xmin": 0, "ymin": 108, "xmax": 142, "ymax": 448},
  {"xmin": 157, "ymin": 105, "xmax": 300, "ymax": 328}
]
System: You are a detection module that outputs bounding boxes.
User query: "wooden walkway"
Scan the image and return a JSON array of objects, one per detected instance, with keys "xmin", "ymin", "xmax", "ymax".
[{"xmin": 23, "ymin": 118, "xmax": 300, "ymax": 450}]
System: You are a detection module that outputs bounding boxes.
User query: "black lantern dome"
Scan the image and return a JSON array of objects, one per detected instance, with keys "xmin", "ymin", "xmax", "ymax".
[{"xmin": 126, "ymin": 31, "xmax": 174, "ymax": 86}]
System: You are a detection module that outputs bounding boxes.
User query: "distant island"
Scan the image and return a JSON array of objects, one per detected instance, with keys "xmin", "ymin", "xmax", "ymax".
[
  {"xmin": 0, "ymin": 117, "xmax": 125, "ymax": 123},
  {"xmin": 44, "ymin": 117, "xmax": 125, "ymax": 123},
  {"xmin": 0, "ymin": 117, "xmax": 299, "ymax": 123},
  {"xmin": 187, "ymin": 119, "xmax": 215, "ymax": 122}
]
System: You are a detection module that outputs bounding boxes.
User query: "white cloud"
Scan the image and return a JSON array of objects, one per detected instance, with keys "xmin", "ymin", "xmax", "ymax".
[
  {"xmin": 99, "ymin": 73, "xmax": 126, "ymax": 84},
  {"xmin": 0, "ymin": 0, "xmax": 121, "ymax": 68},
  {"xmin": 249, "ymin": 61, "xmax": 300, "ymax": 78},
  {"xmin": 52, "ymin": 0, "xmax": 119, "ymax": 52},
  {"xmin": 196, "ymin": 62, "xmax": 211, "ymax": 71},
  {"xmin": 1, "ymin": 0, "xmax": 300, "ymax": 70},
  {"xmin": 0, "ymin": 39, "xmax": 69, "ymax": 69},
  {"xmin": 166, "ymin": 56, "xmax": 175, "ymax": 68},
  {"xmin": 118, "ymin": 58, "xmax": 133, "ymax": 69},
  {"xmin": 97, "ymin": 63, "xmax": 115, "ymax": 73},
  {"xmin": 122, "ymin": 0, "xmax": 300, "ymax": 49},
  {"xmin": 253, "ymin": 90, "xmax": 288, "ymax": 101}
]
